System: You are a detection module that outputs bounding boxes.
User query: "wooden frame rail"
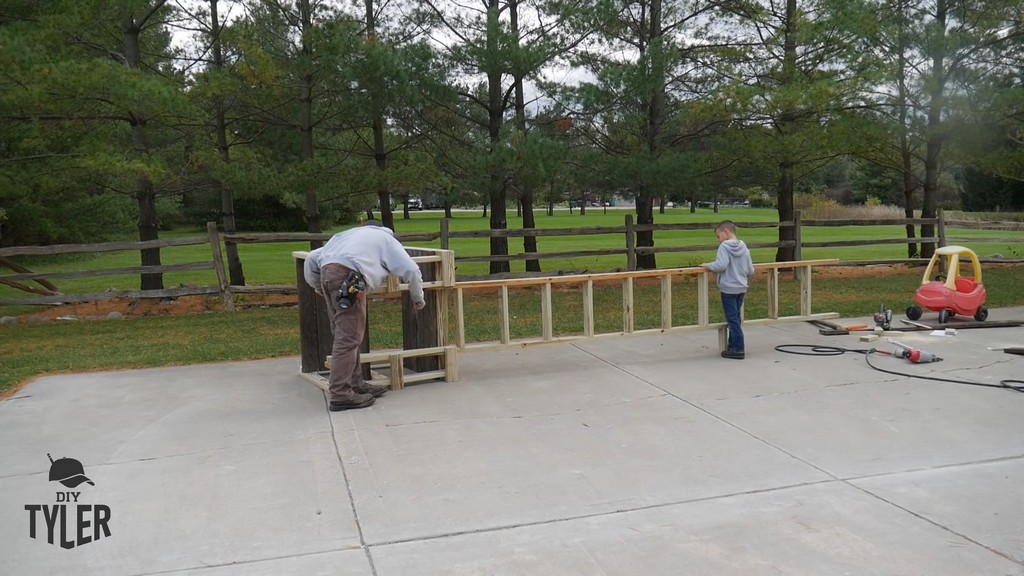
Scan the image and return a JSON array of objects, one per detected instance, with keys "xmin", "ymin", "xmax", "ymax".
[{"xmin": 449, "ymin": 259, "xmax": 840, "ymax": 351}]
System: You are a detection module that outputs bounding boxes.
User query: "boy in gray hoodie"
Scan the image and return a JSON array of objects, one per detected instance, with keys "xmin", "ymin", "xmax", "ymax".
[{"xmin": 701, "ymin": 220, "xmax": 754, "ymax": 359}]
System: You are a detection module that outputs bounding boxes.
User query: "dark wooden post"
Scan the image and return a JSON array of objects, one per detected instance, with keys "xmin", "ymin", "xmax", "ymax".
[
  {"xmin": 937, "ymin": 209, "xmax": 946, "ymax": 249},
  {"xmin": 403, "ymin": 248, "xmax": 441, "ymax": 373},
  {"xmin": 295, "ymin": 253, "xmax": 332, "ymax": 373},
  {"xmin": 625, "ymin": 214, "xmax": 636, "ymax": 271},
  {"xmin": 440, "ymin": 218, "xmax": 450, "ymax": 250},
  {"xmin": 936, "ymin": 209, "xmax": 947, "ymax": 275},
  {"xmin": 792, "ymin": 210, "xmax": 803, "ymax": 262}
]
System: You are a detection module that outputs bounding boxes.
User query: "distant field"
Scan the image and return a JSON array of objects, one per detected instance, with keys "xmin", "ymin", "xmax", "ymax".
[{"xmin": 1, "ymin": 207, "xmax": 1022, "ymax": 305}]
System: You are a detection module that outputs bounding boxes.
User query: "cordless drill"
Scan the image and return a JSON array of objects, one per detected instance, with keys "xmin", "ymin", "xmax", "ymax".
[
  {"xmin": 889, "ymin": 340, "xmax": 943, "ymax": 363},
  {"xmin": 873, "ymin": 304, "xmax": 893, "ymax": 331}
]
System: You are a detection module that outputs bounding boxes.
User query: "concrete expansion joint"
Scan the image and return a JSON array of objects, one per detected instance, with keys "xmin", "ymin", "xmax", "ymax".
[
  {"xmin": 842, "ymin": 453, "xmax": 1024, "ymax": 483},
  {"xmin": 134, "ymin": 549, "xmax": 361, "ymax": 576},
  {"xmin": 367, "ymin": 478, "xmax": 840, "ymax": 549}
]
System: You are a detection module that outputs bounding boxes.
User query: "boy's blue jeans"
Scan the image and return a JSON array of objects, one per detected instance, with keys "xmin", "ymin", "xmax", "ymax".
[{"xmin": 721, "ymin": 292, "xmax": 745, "ymax": 353}]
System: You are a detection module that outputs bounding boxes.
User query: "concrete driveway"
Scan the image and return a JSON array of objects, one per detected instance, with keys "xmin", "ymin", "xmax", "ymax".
[{"xmin": 2, "ymin": 308, "xmax": 1023, "ymax": 575}]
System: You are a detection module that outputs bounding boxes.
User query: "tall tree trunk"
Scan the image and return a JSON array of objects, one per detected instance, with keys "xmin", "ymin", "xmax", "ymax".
[
  {"xmin": 486, "ymin": 0, "xmax": 509, "ymax": 274},
  {"xmin": 921, "ymin": 0, "xmax": 946, "ymax": 260},
  {"xmin": 511, "ymin": 0, "xmax": 539, "ymax": 272},
  {"xmin": 123, "ymin": 6, "xmax": 166, "ymax": 290},
  {"xmin": 892, "ymin": 0, "xmax": 918, "ymax": 258},
  {"xmin": 209, "ymin": 0, "xmax": 245, "ymax": 285},
  {"xmin": 299, "ymin": 0, "xmax": 322, "ymax": 246},
  {"xmin": 366, "ymin": 0, "xmax": 395, "ymax": 231},
  {"xmin": 774, "ymin": 0, "xmax": 798, "ymax": 263},
  {"xmin": 636, "ymin": 0, "xmax": 663, "ymax": 270}
]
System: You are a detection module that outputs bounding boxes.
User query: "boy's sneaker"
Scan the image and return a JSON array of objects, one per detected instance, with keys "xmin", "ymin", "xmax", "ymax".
[
  {"xmin": 355, "ymin": 382, "xmax": 389, "ymax": 397},
  {"xmin": 329, "ymin": 393, "xmax": 375, "ymax": 411},
  {"xmin": 721, "ymin": 350, "xmax": 745, "ymax": 360}
]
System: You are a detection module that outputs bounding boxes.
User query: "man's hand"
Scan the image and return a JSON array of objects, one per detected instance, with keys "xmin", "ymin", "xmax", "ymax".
[{"xmin": 413, "ymin": 300, "xmax": 426, "ymax": 311}]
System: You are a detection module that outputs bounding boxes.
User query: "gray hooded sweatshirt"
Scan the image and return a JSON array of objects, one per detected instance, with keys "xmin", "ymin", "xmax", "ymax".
[
  {"xmin": 304, "ymin": 225, "xmax": 425, "ymax": 304},
  {"xmin": 705, "ymin": 239, "xmax": 754, "ymax": 294}
]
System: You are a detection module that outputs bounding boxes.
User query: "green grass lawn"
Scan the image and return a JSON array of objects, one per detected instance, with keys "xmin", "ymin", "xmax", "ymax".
[{"xmin": 2, "ymin": 207, "xmax": 1023, "ymax": 397}]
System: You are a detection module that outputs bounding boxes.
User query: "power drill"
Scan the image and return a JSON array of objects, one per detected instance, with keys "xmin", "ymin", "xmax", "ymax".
[
  {"xmin": 889, "ymin": 340, "xmax": 942, "ymax": 363},
  {"xmin": 336, "ymin": 270, "xmax": 366, "ymax": 309},
  {"xmin": 873, "ymin": 303, "xmax": 893, "ymax": 331}
]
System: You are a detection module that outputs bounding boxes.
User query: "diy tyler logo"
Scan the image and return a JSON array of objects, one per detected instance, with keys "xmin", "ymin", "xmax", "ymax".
[{"xmin": 25, "ymin": 454, "xmax": 112, "ymax": 549}]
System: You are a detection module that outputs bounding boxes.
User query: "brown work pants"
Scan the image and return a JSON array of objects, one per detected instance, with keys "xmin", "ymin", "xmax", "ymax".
[{"xmin": 319, "ymin": 264, "xmax": 366, "ymax": 401}]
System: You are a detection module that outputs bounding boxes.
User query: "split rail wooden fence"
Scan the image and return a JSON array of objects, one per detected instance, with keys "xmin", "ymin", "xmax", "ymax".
[{"xmin": 1, "ymin": 212, "xmax": 1021, "ymax": 309}]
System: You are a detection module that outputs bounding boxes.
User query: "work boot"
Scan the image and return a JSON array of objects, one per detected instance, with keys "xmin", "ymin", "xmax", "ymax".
[
  {"xmin": 355, "ymin": 381, "xmax": 389, "ymax": 398},
  {"xmin": 721, "ymin": 350, "xmax": 745, "ymax": 360},
  {"xmin": 329, "ymin": 392, "xmax": 375, "ymax": 412}
]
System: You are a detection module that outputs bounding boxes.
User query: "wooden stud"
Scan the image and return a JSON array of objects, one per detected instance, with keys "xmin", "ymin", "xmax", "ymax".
[
  {"xmin": 385, "ymin": 274, "xmax": 401, "ymax": 293},
  {"xmin": 541, "ymin": 282, "xmax": 553, "ymax": 340},
  {"xmin": 388, "ymin": 353, "xmax": 404, "ymax": 390},
  {"xmin": 455, "ymin": 287, "xmax": 466, "ymax": 349},
  {"xmin": 800, "ymin": 265, "xmax": 812, "ymax": 317},
  {"xmin": 698, "ymin": 271, "xmax": 709, "ymax": 327},
  {"xmin": 500, "ymin": 285, "xmax": 511, "ymax": 344},
  {"xmin": 583, "ymin": 280, "xmax": 595, "ymax": 338},
  {"xmin": 444, "ymin": 346, "xmax": 458, "ymax": 382},
  {"xmin": 623, "ymin": 276, "xmax": 634, "ymax": 334},
  {"xmin": 660, "ymin": 274, "xmax": 672, "ymax": 330},
  {"xmin": 435, "ymin": 287, "xmax": 449, "ymax": 347},
  {"xmin": 767, "ymin": 268, "xmax": 779, "ymax": 320},
  {"xmin": 442, "ymin": 250, "xmax": 456, "ymax": 286}
]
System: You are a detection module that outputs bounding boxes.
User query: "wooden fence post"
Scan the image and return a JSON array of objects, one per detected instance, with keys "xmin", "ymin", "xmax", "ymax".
[
  {"xmin": 625, "ymin": 214, "xmax": 636, "ymax": 271},
  {"xmin": 937, "ymin": 209, "xmax": 946, "ymax": 249},
  {"xmin": 937, "ymin": 209, "xmax": 947, "ymax": 275},
  {"xmin": 440, "ymin": 218, "xmax": 450, "ymax": 250},
  {"xmin": 792, "ymin": 210, "xmax": 803, "ymax": 263},
  {"xmin": 793, "ymin": 210, "xmax": 804, "ymax": 283},
  {"xmin": 206, "ymin": 222, "xmax": 234, "ymax": 311}
]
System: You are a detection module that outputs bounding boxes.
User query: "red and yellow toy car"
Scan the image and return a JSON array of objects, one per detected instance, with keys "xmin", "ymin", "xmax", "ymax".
[{"xmin": 905, "ymin": 245, "xmax": 987, "ymax": 324}]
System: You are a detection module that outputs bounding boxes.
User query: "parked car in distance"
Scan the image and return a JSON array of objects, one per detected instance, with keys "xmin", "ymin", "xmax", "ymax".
[{"xmin": 406, "ymin": 196, "xmax": 423, "ymax": 210}]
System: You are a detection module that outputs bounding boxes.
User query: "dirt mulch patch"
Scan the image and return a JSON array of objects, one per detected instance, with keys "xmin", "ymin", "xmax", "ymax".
[{"xmin": 12, "ymin": 293, "xmax": 298, "ymax": 324}]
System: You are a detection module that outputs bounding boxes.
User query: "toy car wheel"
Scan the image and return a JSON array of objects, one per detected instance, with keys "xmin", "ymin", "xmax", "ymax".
[
  {"xmin": 906, "ymin": 306, "xmax": 922, "ymax": 321},
  {"xmin": 974, "ymin": 306, "xmax": 988, "ymax": 321},
  {"xmin": 938, "ymin": 309, "xmax": 951, "ymax": 324}
]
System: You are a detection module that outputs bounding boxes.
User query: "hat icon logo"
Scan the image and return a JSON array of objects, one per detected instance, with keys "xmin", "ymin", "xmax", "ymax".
[{"xmin": 47, "ymin": 453, "xmax": 94, "ymax": 488}]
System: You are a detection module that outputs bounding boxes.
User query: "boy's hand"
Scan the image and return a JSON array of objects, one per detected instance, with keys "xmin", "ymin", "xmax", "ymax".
[{"xmin": 413, "ymin": 300, "xmax": 426, "ymax": 311}]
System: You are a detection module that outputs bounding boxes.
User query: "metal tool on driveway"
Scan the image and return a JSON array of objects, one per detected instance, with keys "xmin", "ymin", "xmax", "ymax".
[{"xmin": 888, "ymin": 339, "xmax": 943, "ymax": 363}]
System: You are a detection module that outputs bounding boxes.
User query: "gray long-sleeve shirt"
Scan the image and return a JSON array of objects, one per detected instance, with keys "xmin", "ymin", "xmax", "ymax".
[{"xmin": 304, "ymin": 226, "xmax": 425, "ymax": 304}]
